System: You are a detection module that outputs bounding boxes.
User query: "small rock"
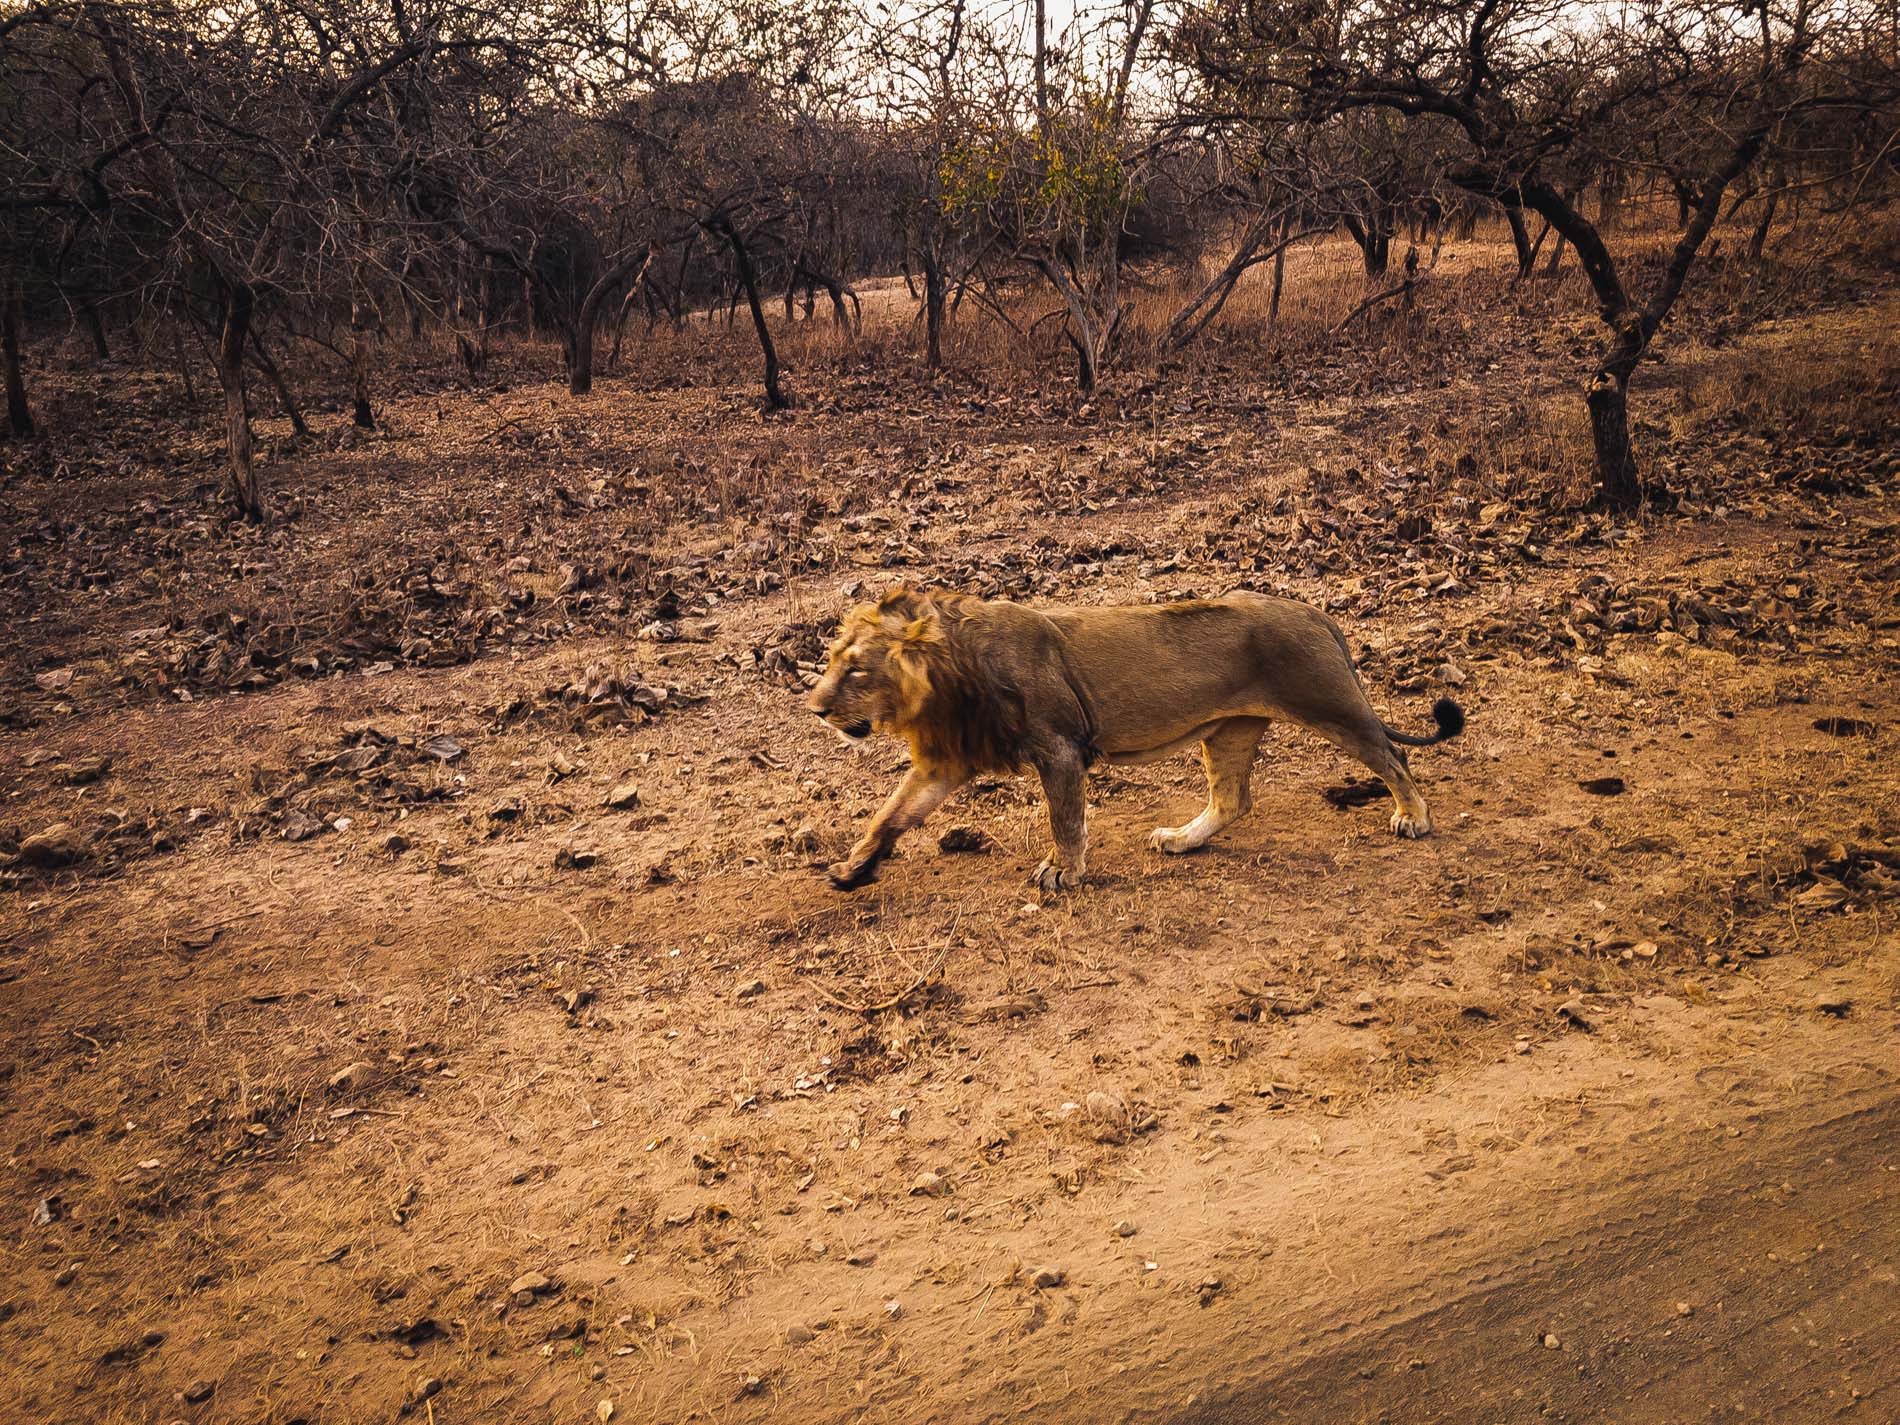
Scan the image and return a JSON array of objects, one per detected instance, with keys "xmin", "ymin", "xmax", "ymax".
[
  {"xmin": 326, "ymin": 1061, "xmax": 373, "ymax": 1094},
  {"xmin": 1542, "ymin": 1333, "xmax": 1561, "ymax": 1350},
  {"xmin": 907, "ymin": 1171, "xmax": 949, "ymax": 1198},
  {"xmin": 603, "ymin": 783, "xmax": 641, "ymax": 810},
  {"xmin": 1675, "ymin": 1301, "xmax": 1694, "ymax": 1317},
  {"xmin": 278, "ymin": 810, "xmax": 324, "ymax": 843},
  {"xmin": 786, "ymin": 1324, "xmax": 816, "ymax": 1345},
  {"xmin": 19, "ymin": 823, "xmax": 85, "ymax": 867},
  {"xmin": 558, "ymin": 989, "xmax": 595, "ymax": 1015},
  {"xmin": 1031, "ymin": 1266, "xmax": 1065, "ymax": 1289},
  {"xmin": 1555, "ymin": 1000, "xmax": 1593, "ymax": 1031},
  {"xmin": 57, "ymin": 756, "xmax": 111, "ymax": 786},
  {"xmin": 596, "ymin": 1399, "xmax": 614, "ymax": 1422},
  {"xmin": 1815, "ymin": 994, "xmax": 1852, "ymax": 1017},
  {"xmin": 181, "ymin": 1379, "xmax": 215, "ymax": 1404},
  {"xmin": 1112, "ymin": 1220, "xmax": 1137, "ymax": 1238},
  {"xmin": 415, "ymin": 1378, "xmax": 443, "ymax": 1401},
  {"xmin": 734, "ymin": 978, "xmax": 767, "ymax": 1000},
  {"xmin": 938, "ymin": 826, "xmax": 989, "ymax": 854},
  {"xmin": 508, "ymin": 1270, "xmax": 553, "ymax": 1304},
  {"xmin": 1197, "ymin": 1276, "xmax": 1222, "ymax": 1306},
  {"xmin": 422, "ymin": 735, "xmax": 465, "ymax": 763},
  {"xmin": 554, "ymin": 846, "xmax": 599, "ymax": 871},
  {"xmin": 382, "ymin": 832, "xmax": 410, "ymax": 855},
  {"xmin": 1579, "ymin": 776, "xmax": 1626, "ymax": 796},
  {"xmin": 739, "ymin": 1373, "xmax": 764, "ymax": 1397},
  {"xmin": 35, "ymin": 667, "xmax": 75, "ymax": 693},
  {"xmin": 53, "ymin": 1264, "xmax": 77, "ymax": 1287},
  {"xmin": 488, "ymin": 798, "xmax": 524, "ymax": 823},
  {"xmin": 882, "ymin": 1299, "xmax": 902, "ymax": 1320}
]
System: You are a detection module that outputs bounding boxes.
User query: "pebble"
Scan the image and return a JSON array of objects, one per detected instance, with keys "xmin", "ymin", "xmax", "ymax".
[
  {"xmin": 508, "ymin": 1270, "xmax": 553, "ymax": 1304},
  {"xmin": 908, "ymin": 1171, "xmax": 949, "ymax": 1198},
  {"xmin": 1542, "ymin": 1333, "xmax": 1561, "ymax": 1350},
  {"xmin": 1031, "ymin": 1266, "xmax": 1065, "ymax": 1289},
  {"xmin": 326, "ymin": 1061, "xmax": 373, "ymax": 1094},
  {"xmin": 1815, "ymin": 994, "xmax": 1852, "ymax": 1017},
  {"xmin": 1113, "ymin": 1220, "xmax": 1137, "ymax": 1238},
  {"xmin": 181, "ymin": 1380, "xmax": 215, "ymax": 1403},
  {"xmin": 604, "ymin": 783, "xmax": 641, "ymax": 810}
]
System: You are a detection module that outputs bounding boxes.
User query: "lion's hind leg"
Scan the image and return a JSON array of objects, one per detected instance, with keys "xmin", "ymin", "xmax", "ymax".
[
  {"xmin": 1317, "ymin": 716, "xmax": 1433, "ymax": 839},
  {"xmin": 1149, "ymin": 717, "xmax": 1269, "ymax": 854}
]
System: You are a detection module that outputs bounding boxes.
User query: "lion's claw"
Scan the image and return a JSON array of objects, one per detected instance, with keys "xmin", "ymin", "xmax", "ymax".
[
  {"xmin": 1390, "ymin": 811, "xmax": 1431, "ymax": 839},
  {"xmin": 1031, "ymin": 858, "xmax": 1084, "ymax": 892}
]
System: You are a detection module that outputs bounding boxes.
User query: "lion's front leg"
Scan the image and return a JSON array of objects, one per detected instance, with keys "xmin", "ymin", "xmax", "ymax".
[
  {"xmin": 1031, "ymin": 747, "xmax": 1089, "ymax": 891},
  {"xmin": 829, "ymin": 767, "xmax": 960, "ymax": 889}
]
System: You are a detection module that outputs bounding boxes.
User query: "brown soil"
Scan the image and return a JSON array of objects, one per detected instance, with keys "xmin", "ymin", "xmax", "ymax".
[{"xmin": 3, "ymin": 233, "xmax": 1898, "ymax": 1424}]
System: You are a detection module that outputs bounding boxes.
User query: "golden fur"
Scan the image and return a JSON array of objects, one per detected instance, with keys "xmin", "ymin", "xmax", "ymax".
[{"xmin": 807, "ymin": 586, "xmax": 1463, "ymax": 890}]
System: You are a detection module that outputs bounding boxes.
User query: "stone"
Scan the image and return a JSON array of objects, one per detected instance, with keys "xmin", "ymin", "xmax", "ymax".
[
  {"xmin": 19, "ymin": 823, "xmax": 85, "ymax": 867},
  {"xmin": 1031, "ymin": 1266, "xmax": 1065, "ymax": 1289},
  {"xmin": 603, "ymin": 783, "xmax": 641, "ymax": 810},
  {"xmin": 326, "ymin": 1061, "xmax": 373, "ymax": 1095},
  {"xmin": 508, "ymin": 1270, "xmax": 553, "ymax": 1303}
]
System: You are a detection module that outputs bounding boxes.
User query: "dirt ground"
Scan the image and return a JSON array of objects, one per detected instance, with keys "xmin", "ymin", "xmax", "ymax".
[{"xmin": 3, "ymin": 228, "xmax": 1898, "ymax": 1424}]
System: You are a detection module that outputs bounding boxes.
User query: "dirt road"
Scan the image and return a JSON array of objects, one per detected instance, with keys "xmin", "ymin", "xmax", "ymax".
[{"xmin": 2, "ymin": 273, "xmax": 1897, "ymax": 1425}]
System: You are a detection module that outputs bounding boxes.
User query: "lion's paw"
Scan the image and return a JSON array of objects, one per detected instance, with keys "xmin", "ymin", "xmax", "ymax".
[
  {"xmin": 1031, "ymin": 858, "xmax": 1084, "ymax": 892},
  {"xmin": 1148, "ymin": 825, "xmax": 1198, "ymax": 854},
  {"xmin": 828, "ymin": 859, "xmax": 879, "ymax": 889},
  {"xmin": 1390, "ymin": 810, "xmax": 1432, "ymax": 839}
]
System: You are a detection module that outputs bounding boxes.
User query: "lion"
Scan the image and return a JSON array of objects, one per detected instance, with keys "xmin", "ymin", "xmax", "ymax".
[{"xmin": 805, "ymin": 587, "xmax": 1465, "ymax": 890}]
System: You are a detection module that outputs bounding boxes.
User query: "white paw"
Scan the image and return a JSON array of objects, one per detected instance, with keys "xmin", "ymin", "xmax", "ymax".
[
  {"xmin": 1148, "ymin": 826, "xmax": 1195, "ymax": 854},
  {"xmin": 1390, "ymin": 810, "xmax": 1431, "ymax": 839},
  {"xmin": 1032, "ymin": 858, "xmax": 1084, "ymax": 891}
]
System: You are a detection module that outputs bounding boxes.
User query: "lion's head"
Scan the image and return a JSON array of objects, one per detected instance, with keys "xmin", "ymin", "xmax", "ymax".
[
  {"xmin": 805, "ymin": 588, "xmax": 1029, "ymax": 774},
  {"xmin": 805, "ymin": 588, "xmax": 940, "ymax": 747}
]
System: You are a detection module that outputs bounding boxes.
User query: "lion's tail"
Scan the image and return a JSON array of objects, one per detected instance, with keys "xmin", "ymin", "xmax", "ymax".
[{"xmin": 1383, "ymin": 697, "xmax": 1466, "ymax": 748}]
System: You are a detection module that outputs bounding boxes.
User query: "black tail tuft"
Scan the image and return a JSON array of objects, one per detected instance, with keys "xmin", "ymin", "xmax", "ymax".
[
  {"xmin": 1385, "ymin": 697, "xmax": 1467, "ymax": 747},
  {"xmin": 1431, "ymin": 697, "xmax": 1465, "ymax": 740}
]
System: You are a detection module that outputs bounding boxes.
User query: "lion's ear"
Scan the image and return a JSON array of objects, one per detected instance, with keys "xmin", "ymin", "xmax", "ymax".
[
  {"xmin": 877, "ymin": 586, "xmax": 922, "ymax": 618},
  {"xmin": 902, "ymin": 613, "xmax": 943, "ymax": 645}
]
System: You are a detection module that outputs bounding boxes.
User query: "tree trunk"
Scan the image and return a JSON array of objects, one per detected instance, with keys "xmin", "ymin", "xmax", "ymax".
[
  {"xmin": 571, "ymin": 245, "xmax": 659, "ymax": 396},
  {"xmin": 1504, "ymin": 204, "xmax": 1533, "ymax": 281},
  {"xmin": 1342, "ymin": 213, "xmax": 1390, "ymax": 277},
  {"xmin": 350, "ymin": 296, "xmax": 376, "ymax": 428},
  {"xmin": 1267, "ymin": 244, "xmax": 1286, "ymax": 330},
  {"xmin": 1586, "ymin": 370, "xmax": 1640, "ymax": 509},
  {"xmin": 1544, "ymin": 230, "xmax": 1568, "ymax": 278},
  {"xmin": 922, "ymin": 251, "xmax": 947, "ymax": 368},
  {"xmin": 1748, "ymin": 190, "xmax": 1779, "ymax": 260},
  {"xmin": 80, "ymin": 300, "xmax": 110, "ymax": 363},
  {"xmin": 217, "ymin": 282, "xmax": 265, "ymax": 523},
  {"xmin": 3, "ymin": 287, "xmax": 33, "ymax": 438},
  {"xmin": 247, "ymin": 327, "xmax": 309, "ymax": 437},
  {"xmin": 714, "ymin": 221, "xmax": 787, "ymax": 411}
]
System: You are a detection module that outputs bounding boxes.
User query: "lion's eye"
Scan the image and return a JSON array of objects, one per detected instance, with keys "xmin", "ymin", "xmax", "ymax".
[{"xmin": 846, "ymin": 669, "xmax": 867, "ymax": 681}]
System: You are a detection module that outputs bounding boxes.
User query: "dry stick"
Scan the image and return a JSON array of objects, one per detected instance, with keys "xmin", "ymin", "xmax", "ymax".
[
  {"xmin": 560, "ymin": 905, "xmax": 594, "ymax": 953},
  {"xmin": 1331, "ymin": 274, "xmax": 1427, "ymax": 333},
  {"xmin": 810, "ymin": 944, "xmax": 951, "ymax": 1016}
]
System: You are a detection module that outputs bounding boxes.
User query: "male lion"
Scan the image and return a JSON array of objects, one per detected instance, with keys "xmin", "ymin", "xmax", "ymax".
[{"xmin": 806, "ymin": 587, "xmax": 1464, "ymax": 890}]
